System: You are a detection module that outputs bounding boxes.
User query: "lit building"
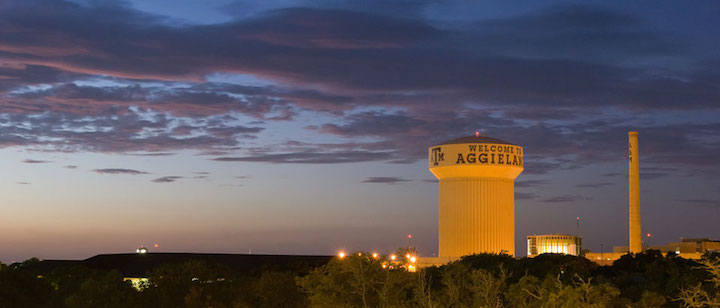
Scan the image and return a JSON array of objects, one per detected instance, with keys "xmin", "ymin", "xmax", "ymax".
[
  {"xmin": 649, "ymin": 238, "xmax": 720, "ymax": 256},
  {"xmin": 527, "ymin": 234, "xmax": 582, "ymax": 257},
  {"xmin": 585, "ymin": 238, "xmax": 720, "ymax": 265},
  {"xmin": 428, "ymin": 133, "xmax": 524, "ymax": 258}
]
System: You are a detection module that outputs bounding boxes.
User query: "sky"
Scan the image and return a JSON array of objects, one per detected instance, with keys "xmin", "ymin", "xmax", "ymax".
[{"xmin": 1, "ymin": 0, "xmax": 719, "ymax": 263}]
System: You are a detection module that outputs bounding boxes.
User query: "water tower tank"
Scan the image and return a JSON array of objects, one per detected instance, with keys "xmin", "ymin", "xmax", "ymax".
[{"xmin": 429, "ymin": 134, "xmax": 524, "ymax": 258}]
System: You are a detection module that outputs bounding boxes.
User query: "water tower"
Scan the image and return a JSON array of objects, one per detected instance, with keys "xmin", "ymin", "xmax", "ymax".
[{"xmin": 429, "ymin": 133, "xmax": 524, "ymax": 258}]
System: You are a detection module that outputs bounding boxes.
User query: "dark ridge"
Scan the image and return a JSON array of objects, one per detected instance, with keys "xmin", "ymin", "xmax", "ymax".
[{"xmin": 30, "ymin": 253, "xmax": 333, "ymax": 277}]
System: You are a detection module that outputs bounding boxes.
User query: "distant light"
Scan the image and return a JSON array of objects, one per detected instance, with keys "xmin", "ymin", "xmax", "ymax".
[
  {"xmin": 405, "ymin": 254, "xmax": 410, "ymax": 259},
  {"xmin": 410, "ymin": 256, "xmax": 417, "ymax": 263},
  {"xmin": 647, "ymin": 233, "xmax": 651, "ymax": 238},
  {"xmin": 675, "ymin": 250, "xmax": 680, "ymax": 254},
  {"xmin": 390, "ymin": 254, "xmax": 396, "ymax": 261},
  {"xmin": 338, "ymin": 251, "xmax": 346, "ymax": 259},
  {"xmin": 475, "ymin": 131, "xmax": 480, "ymax": 137},
  {"xmin": 372, "ymin": 253, "xmax": 379, "ymax": 259},
  {"xmin": 357, "ymin": 252, "xmax": 362, "ymax": 256},
  {"xmin": 408, "ymin": 234, "xmax": 412, "ymax": 239},
  {"xmin": 154, "ymin": 243, "xmax": 158, "ymax": 248},
  {"xmin": 382, "ymin": 264, "xmax": 387, "ymax": 269},
  {"xmin": 136, "ymin": 246, "xmax": 148, "ymax": 254},
  {"xmin": 576, "ymin": 217, "xmax": 579, "ymax": 221}
]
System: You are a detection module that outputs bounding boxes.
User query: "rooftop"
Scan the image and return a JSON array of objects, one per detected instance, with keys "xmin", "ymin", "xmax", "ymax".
[
  {"xmin": 437, "ymin": 135, "xmax": 515, "ymax": 146},
  {"xmin": 29, "ymin": 253, "xmax": 333, "ymax": 277}
]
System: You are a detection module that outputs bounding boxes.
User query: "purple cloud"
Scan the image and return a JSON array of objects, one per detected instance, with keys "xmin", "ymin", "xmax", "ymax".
[
  {"xmin": 23, "ymin": 159, "xmax": 51, "ymax": 164},
  {"xmin": 516, "ymin": 180, "xmax": 549, "ymax": 188},
  {"xmin": 576, "ymin": 182, "xmax": 615, "ymax": 188},
  {"xmin": 516, "ymin": 192, "xmax": 539, "ymax": 200},
  {"xmin": 152, "ymin": 176, "xmax": 183, "ymax": 183},
  {"xmin": 362, "ymin": 177, "xmax": 412, "ymax": 184},
  {"xmin": 212, "ymin": 151, "xmax": 394, "ymax": 164},
  {"xmin": 538, "ymin": 195, "xmax": 590, "ymax": 203},
  {"xmin": 93, "ymin": 168, "xmax": 148, "ymax": 175}
]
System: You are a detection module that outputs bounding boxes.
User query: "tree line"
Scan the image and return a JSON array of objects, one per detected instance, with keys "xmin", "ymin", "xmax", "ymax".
[{"xmin": 1, "ymin": 250, "xmax": 719, "ymax": 307}]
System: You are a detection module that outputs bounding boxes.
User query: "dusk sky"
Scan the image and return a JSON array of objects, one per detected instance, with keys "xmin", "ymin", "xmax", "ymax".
[{"xmin": 1, "ymin": 0, "xmax": 719, "ymax": 263}]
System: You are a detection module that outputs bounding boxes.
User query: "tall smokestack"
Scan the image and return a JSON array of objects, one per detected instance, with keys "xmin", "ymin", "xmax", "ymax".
[{"xmin": 628, "ymin": 131, "xmax": 642, "ymax": 253}]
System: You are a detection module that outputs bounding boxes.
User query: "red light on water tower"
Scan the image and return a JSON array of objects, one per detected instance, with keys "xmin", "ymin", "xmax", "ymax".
[{"xmin": 475, "ymin": 131, "xmax": 480, "ymax": 137}]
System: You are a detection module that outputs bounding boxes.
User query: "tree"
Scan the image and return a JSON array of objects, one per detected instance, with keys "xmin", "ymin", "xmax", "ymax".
[
  {"xmin": 298, "ymin": 251, "xmax": 415, "ymax": 308},
  {"xmin": 143, "ymin": 260, "xmax": 225, "ymax": 308},
  {"xmin": 254, "ymin": 271, "xmax": 306, "ymax": 307},
  {"xmin": 506, "ymin": 275, "xmax": 543, "ymax": 308},
  {"xmin": 65, "ymin": 270, "xmax": 139, "ymax": 308},
  {"xmin": 0, "ymin": 260, "xmax": 53, "ymax": 308},
  {"xmin": 677, "ymin": 259, "xmax": 720, "ymax": 307}
]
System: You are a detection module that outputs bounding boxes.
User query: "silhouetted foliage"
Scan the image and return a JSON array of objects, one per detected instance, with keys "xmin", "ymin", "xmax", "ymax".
[
  {"xmin": 3, "ymin": 251, "xmax": 718, "ymax": 307},
  {"xmin": 65, "ymin": 270, "xmax": 138, "ymax": 308},
  {"xmin": 0, "ymin": 260, "xmax": 53, "ymax": 308}
]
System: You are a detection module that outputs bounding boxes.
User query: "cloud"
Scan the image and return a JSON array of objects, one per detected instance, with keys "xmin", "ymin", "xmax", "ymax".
[
  {"xmin": 515, "ymin": 180, "xmax": 549, "ymax": 188},
  {"xmin": 126, "ymin": 152, "xmax": 176, "ymax": 157},
  {"xmin": 64, "ymin": 165, "xmax": 78, "ymax": 169},
  {"xmin": 0, "ymin": 110, "xmax": 262, "ymax": 153},
  {"xmin": 152, "ymin": 176, "xmax": 183, "ymax": 183},
  {"xmin": 575, "ymin": 182, "xmax": 615, "ymax": 188},
  {"xmin": 93, "ymin": 168, "xmax": 148, "ymax": 175},
  {"xmin": 23, "ymin": 159, "xmax": 51, "ymax": 164},
  {"xmin": 640, "ymin": 173, "xmax": 670, "ymax": 180},
  {"xmin": 1, "ymin": 1, "xmax": 715, "ymax": 111},
  {"xmin": 16, "ymin": 181, "xmax": 30, "ymax": 185},
  {"xmin": 362, "ymin": 176, "xmax": 412, "ymax": 184},
  {"xmin": 212, "ymin": 151, "xmax": 394, "ymax": 164},
  {"xmin": 602, "ymin": 172, "xmax": 624, "ymax": 177},
  {"xmin": 0, "ymin": 0, "xmax": 717, "ymax": 179},
  {"xmin": 516, "ymin": 192, "xmax": 539, "ymax": 200},
  {"xmin": 538, "ymin": 195, "xmax": 590, "ymax": 203}
]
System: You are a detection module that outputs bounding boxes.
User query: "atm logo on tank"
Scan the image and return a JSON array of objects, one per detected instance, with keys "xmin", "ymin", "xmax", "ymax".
[{"xmin": 430, "ymin": 147, "xmax": 445, "ymax": 166}]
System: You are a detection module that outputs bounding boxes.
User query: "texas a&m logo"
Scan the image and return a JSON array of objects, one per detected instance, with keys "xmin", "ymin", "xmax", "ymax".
[{"xmin": 430, "ymin": 147, "xmax": 444, "ymax": 166}]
